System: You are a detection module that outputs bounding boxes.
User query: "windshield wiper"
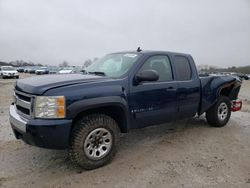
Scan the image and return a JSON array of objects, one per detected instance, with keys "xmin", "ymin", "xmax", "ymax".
[{"xmin": 87, "ymin": 71, "xmax": 106, "ymax": 76}]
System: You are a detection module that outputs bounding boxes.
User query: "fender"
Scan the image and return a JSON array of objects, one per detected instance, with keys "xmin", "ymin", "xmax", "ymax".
[
  {"xmin": 198, "ymin": 76, "xmax": 241, "ymax": 115},
  {"xmin": 67, "ymin": 96, "xmax": 130, "ymax": 132},
  {"xmin": 217, "ymin": 78, "xmax": 241, "ymax": 100}
]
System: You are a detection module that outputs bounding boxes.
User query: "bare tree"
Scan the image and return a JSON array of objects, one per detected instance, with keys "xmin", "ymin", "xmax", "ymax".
[
  {"xmin": 59, "ymin": 61, "xmax": 69, "ymax": 67},
  {"xmin": 83, "ymin": 59, "xmax": 92, "ymax": 68}
]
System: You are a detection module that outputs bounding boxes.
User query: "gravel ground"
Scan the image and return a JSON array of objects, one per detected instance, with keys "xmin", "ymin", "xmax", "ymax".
[{"xmin": 0, "ymin": 74, "xmax": 250, "ymax": 188}]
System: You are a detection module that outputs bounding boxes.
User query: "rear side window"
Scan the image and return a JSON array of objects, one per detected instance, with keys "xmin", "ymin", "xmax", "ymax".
[{"xmin": 174, "ymin": 56, "xmax": 192, "ymax": 81}]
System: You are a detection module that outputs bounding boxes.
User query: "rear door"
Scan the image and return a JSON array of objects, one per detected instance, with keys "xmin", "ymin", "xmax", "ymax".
[{"xmin": 172, "ymin": 55, "xmax": 200, "ymax": 118}]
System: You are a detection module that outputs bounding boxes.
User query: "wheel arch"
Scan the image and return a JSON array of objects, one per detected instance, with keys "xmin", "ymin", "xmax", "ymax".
[
  {"xmin": 217, "ymin": 82, "xmax": 240, "ymax": 100},
  {"xmin": 67, "ymin": 96, "xmax": 130, "ymax": 133}
]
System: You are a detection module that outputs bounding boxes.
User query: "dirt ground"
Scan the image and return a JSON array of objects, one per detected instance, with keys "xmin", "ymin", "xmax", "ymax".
[{"xmin": 0, "ymin": 74, "xmax": 250, "ymax": 188}]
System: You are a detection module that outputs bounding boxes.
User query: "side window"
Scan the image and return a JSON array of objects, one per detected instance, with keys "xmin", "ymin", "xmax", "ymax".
[
  {"xmin": 139, "ymin": 55, "xmax": 173, "ymax": 82},
  {"xmin": 174, "ymin": 56, "xmax": 192, "ymax": 81}
]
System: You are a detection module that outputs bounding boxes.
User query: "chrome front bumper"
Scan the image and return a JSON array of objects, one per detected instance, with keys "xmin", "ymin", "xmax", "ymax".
[{"xmin": 9, "ymin": 104, "xmax": 27, "ymax": 133}]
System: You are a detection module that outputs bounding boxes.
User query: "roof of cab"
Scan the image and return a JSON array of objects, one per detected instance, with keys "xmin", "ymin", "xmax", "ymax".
[{"xmin": 110, "ymin": 50, "xmax": 191, "ymax": 57}]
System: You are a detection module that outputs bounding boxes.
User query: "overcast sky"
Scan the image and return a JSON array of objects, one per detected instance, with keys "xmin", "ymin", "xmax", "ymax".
[{"xmin": 0, "ymin": 0, "xmax": 249, "ymax": 67}]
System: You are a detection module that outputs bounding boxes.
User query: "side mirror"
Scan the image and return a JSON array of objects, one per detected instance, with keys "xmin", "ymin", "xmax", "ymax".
[{"xmin": 135, "ymin": 69, "xmax": 159, "ymax": 84}]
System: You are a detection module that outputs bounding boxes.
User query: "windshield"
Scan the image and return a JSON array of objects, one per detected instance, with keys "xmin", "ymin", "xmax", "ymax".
[
  {"xmin": 2, "ymin": 66, "xmax": 15, "ymax": 71},
  {"xmin": 85, "ymin": 53, "xmax": 140, "ymax": 77}
]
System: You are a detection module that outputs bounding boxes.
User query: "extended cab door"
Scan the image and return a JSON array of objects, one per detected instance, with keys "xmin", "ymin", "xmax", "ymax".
[
  {"xmin": 172, "ymin": 55, "xmax": 200, "ymax": 119},
  {"xmin": 128, "ymin": 55, "xmax": 178, "ymax": 128}
]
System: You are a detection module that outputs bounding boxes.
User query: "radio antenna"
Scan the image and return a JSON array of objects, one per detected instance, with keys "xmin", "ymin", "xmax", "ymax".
[{"xmin": 137, "ymin": 47, "xmax": 142, "ymax": 52}]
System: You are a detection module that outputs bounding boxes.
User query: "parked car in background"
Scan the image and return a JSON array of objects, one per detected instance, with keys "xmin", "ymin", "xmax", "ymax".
[
  {"xmin": 198, "ymin": 71, "xmax": 209, "ymax": 77},
  {"xmin": 28, "ymin": 66, "xmax": 38, "ymax": 74},
  {"xmin": 73, "ymin": 66, "xmax": 84, "ymax": 73},
  {"xmin": 17, "ymin": 67, "xmax": 25, "ymax": 73},
  {"xmin": 24, "ymin": 66, "xmax": 62, "ymax": 74},
  {"xmin": 0, "ymin": 66, "xmax": 19, "ymax": 79},
  {"xmin": 58, "ymin": 67, "xmax": 74, "ymax": 74},
  {"xmin": 24, "ymin": 66, "xmax": 33, "ymax": 73},
  {"xmin": 24, "ymin": 67, "xmax": 32, "ymax": 73},
  {"xmin": 237, "ymin": 73, "xmax": 249, "ymax": 80},
  {"xmin": 48, "ymin": 67, "xmax": 61, "ymax": 74},
  {"xmin": 58, "ymin": 67, "xmax": 80, "ymax": 74},
  {"xmin": 35, "ymin": 67, "xmax": 49, "ymax": 75}
]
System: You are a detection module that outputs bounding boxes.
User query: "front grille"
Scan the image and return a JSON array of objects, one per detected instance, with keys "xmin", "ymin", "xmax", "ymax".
[
  {"xmin": 15, "ymin": 90, "xmax": 33, "ymax": 119},
  {"xmin": 16, "ymin": 105, "xmax": 30, "ymax": 115}
]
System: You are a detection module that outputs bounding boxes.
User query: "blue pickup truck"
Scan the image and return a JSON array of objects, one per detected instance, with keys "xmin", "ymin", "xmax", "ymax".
[{"xmin": 9, "ymin": 50, "xmax": 242, "ymax": 169}]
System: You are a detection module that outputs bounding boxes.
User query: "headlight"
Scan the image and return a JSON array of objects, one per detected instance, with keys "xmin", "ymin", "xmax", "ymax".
[
  {"xmin": 3, "ymin": 72, "xmax": 8, "ymax": 75},
  {"xmin": 35, "ymin": 96, "xmax": 65, "ymax": 119}
]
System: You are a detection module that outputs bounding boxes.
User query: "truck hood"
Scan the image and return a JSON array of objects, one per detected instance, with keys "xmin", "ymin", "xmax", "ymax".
[{"xmin": 15, "ymin": 74, "xmax": 111, "ymax": 95}]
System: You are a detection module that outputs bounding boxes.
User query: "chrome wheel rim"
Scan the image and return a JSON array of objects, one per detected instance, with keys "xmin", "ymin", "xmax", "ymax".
[
  {"xmin": 84, "ymin": 128, "xmax": 112, "ymax": 160},
  {"xmin": 218, "ymin": 102, "xmax": 228, "ymax": 121}
]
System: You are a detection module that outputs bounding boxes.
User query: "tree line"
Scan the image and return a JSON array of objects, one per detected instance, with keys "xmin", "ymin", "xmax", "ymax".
[{"xmin": 201, "ymin": 65, "xmax": 250, "ymax": 74}]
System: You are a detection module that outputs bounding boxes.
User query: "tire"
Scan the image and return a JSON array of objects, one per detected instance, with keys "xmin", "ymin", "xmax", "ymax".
[
  {"xmin": 69, "ymin": 114, "xmax": 119, "ymax": 170},
  {"xmin": 16, "ymin": 76, "xmax": 19, "ymax": 79},
  {"xmin": 206, "ymin": 96, "xmax": 231, "ymax": 127}
]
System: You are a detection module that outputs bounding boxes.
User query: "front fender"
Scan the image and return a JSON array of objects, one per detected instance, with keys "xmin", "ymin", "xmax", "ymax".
[{"xmin": 66, "ymin": 96, "xmax": 130, "ymax": 131}]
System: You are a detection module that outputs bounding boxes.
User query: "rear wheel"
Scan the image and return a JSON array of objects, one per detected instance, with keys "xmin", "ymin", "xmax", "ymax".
[
  {"xmin": 69, "ymin": 114, "xmax": 119, "ymax": 170},
  {"xmin": 206, "ymin": 96, "xmax": 231, "ymax": 127}
]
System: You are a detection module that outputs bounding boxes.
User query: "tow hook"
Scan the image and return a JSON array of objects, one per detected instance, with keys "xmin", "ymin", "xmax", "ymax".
[{"xmin": 231, "ymin": 99, "xmax": 242, "ymax": 112}]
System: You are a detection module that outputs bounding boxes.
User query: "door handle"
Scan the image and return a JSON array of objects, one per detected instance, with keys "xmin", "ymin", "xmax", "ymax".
[{"xmin": 166, "ymin": 87, "xmax": 176, "ymax": 91}]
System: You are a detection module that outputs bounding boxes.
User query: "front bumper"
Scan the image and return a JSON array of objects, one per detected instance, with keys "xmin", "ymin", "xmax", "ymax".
[
  {"xmin": 3, "ymin": 74, "xmax": 18, "ymax": 78},
  {"xmin": 9, "ymin": 104, "xmax": 72, "ymax": 149}
]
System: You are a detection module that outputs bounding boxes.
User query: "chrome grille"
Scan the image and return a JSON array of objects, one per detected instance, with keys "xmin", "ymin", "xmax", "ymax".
[{"xmin": 14, "ymin": 90, "xmax": 33, "ymax": 119}]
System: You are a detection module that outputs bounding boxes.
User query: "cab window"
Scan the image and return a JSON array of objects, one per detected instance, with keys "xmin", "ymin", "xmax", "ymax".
[
  {"xmin": 174, "ymin": 56, "xmax": 192, "ymax": 81},
  {"xmin": 139, "ymin": 55, "xmax": 173, "ymax": 82}
]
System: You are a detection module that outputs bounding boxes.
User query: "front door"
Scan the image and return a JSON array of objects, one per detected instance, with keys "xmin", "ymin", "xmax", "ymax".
[{"xmin": 128, "ymin": 55, "xmax": 178, "ymax": 128}]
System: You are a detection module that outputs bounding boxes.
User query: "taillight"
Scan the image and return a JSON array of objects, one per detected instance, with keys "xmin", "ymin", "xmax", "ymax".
[{"xmin": 231, "ymin": 99, "xmax": 242, "ymax": 112}]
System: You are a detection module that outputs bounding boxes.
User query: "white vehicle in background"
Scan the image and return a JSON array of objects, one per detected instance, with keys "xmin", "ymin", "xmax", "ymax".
[
  {"xmin": 35, "ymin": 67, "xmax": 49, "ymax": 75},
  {"xmin": 58, "ymin": 66, "xmax": 83, "ymax": 74},
  {"xmin": 247, "ymin": 74, "xmax": 250, "ymax": 80},
  {"xmin": 0, "ymin": 66, "xmax": 19, "ymax": 79},
  {"xmin": 58, "ymin": 67, "xmax": 75, "ymax": 74}
]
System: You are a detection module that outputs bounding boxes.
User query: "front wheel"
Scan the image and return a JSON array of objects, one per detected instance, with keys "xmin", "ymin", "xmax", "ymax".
[
  {"xmin": 206, "ymin": 96, "xmax": 231, "ymax": 127},
  {"xmin": 69, "ymin": 114, "xmax": 119, "ymax": 170}
]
